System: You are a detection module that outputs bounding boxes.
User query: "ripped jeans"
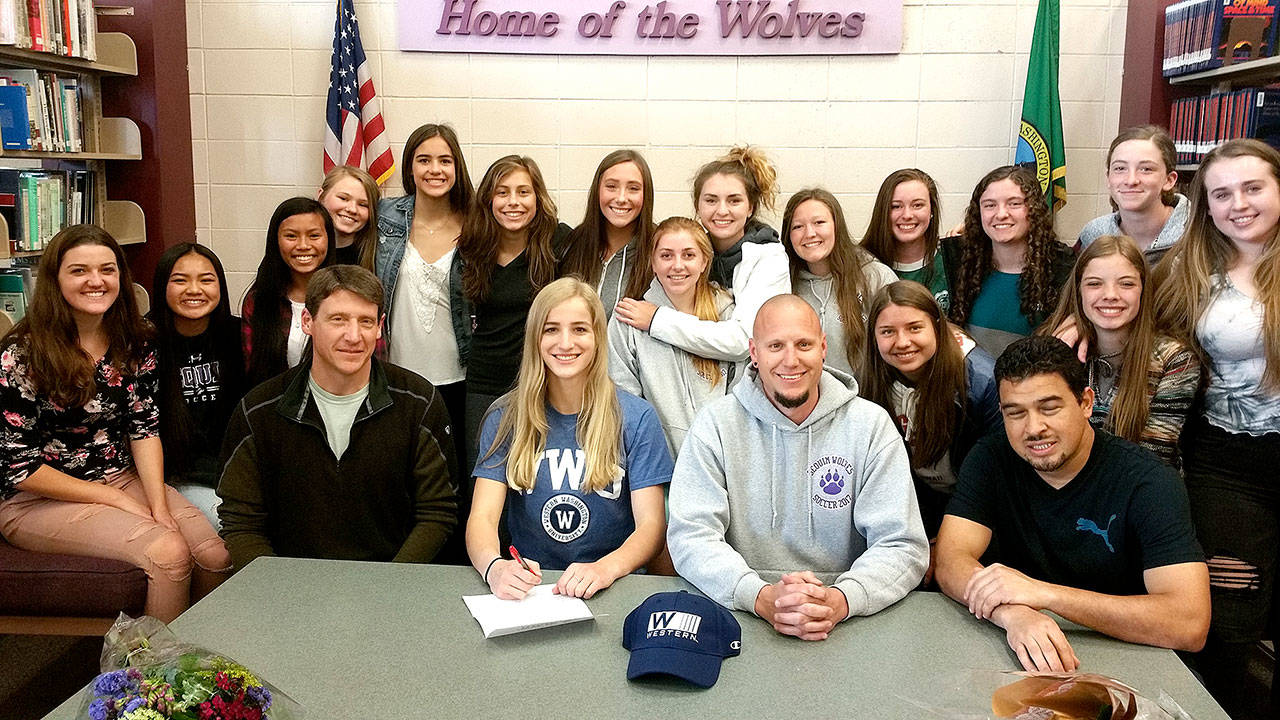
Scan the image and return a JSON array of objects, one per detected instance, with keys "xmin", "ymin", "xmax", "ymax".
[
  {"xmin": 0, "ymin": 469, "xmax": 232, "ymax": 623},
  {"xmin": 1182, "ymin": 417, "xmax": 1280, "ymax": 715}
]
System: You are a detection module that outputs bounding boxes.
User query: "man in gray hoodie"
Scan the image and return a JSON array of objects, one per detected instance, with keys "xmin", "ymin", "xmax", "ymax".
[{"xmin": 667, "ymin": 295, "xmax": 929, "ymax": 641}]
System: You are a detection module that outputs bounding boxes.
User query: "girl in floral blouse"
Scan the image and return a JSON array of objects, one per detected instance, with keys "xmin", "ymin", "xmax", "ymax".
[{"xmin": 0, "ymin": 225, "xmax": 231, "ymax": 622}]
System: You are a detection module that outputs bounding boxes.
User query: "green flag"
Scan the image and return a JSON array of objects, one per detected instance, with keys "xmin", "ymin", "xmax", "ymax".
[{"xmin": 1015, "ymin": 0, "xmax": 1066, "ymax": 211}]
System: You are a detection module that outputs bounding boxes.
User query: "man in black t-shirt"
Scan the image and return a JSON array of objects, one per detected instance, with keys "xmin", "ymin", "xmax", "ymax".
[{"xmin": 935, "ymin": 337, "xmax": 1209, "ymax": 674}]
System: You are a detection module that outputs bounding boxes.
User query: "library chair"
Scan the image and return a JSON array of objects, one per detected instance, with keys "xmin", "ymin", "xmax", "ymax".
[{"xmin": 0, "ymin": 534, "xmax": 145, "ymax": 636}]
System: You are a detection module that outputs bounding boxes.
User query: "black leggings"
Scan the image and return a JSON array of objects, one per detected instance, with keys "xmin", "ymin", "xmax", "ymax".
[{"xmin": 1182, "ymin": 417, "xmax": 1280, "ymax": 717}]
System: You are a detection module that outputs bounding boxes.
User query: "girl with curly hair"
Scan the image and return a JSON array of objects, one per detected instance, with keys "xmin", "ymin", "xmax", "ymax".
[{"xmin": 943, "ymin": 165, "xmax": 1074, "ymax": 357}]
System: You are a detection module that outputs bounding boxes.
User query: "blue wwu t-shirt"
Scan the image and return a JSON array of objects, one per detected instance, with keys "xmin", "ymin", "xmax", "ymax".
[{"xmin": 473, "ymin": 389, "xmax": 673, "ymax": 571}]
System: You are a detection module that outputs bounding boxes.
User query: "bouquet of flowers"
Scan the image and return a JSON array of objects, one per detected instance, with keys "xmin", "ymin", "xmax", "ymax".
[{"xmin": 77, "ymin": 614, "xmax": 304, "ymax": 720}]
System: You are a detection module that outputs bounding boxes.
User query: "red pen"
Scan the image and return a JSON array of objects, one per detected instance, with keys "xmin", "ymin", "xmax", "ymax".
[{"xmin": 509, "ymin": 544, "xmax": 539, "ymax": 576}]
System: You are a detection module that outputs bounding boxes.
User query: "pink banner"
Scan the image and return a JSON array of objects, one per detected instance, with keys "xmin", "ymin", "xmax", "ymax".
[{"xmin": 397, "ymin": 0, "xmax": 902, "ymax": 55}]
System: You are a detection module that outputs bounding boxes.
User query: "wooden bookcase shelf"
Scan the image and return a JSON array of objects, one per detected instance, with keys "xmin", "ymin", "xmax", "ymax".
[
  {"xmin": 1169, "ymin": 55, "xmax": 1280, "ymax": 87},
  {"xmin": 0, "ymin": 31, "xmax": 137, "ymax": 76},
  {"xmin": 0, "ymin": 31, "xmax": 144, "ymax": 260}
]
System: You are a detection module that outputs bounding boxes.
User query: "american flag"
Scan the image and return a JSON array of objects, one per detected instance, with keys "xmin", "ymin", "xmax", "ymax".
[{"xmin": 323, "ymin": 0, "xmax": 394, "ymax": 184}]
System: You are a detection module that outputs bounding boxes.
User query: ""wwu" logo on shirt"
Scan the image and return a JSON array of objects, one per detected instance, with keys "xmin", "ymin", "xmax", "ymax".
[{"xmin": 534, "ymin": 448, "xmax": 621, "ymax": 499}]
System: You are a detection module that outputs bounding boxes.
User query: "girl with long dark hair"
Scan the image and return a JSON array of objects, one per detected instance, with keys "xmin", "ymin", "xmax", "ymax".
[
  {"xmin": 783, "ymin": 187, "xmax": 897, "ymax": 380},
  {"xmin": 560, "ymin": 149, "xmax": 656, "ymax": 318},
  {"xmin": 242, "ymin": 197, "xmax": 336, "ymax": 387},
  {"xmin": 457, "ymin": 155, "xmax": 570, "ymax": 468},
  {"xmin": 376, "ymin": 123, "xmax": 475, "ymax": 475},
  {"xmin": 861, "ymin": 169, "xmax": 950, "ymax": 309},
  {"xmin": 862, "ymin": 281, "xmax": 1000, "ymax": 537},
  {"xmin": 149, "ymin": 243, "xmax": 245, "ymax": 527},
  {"xmin": 0, "ymin": 226, "xmax": 230, "ymax": 622}
]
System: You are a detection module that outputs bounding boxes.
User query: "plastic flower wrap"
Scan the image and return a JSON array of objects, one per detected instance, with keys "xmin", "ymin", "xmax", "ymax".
[
  {"xmin": 991, "ymin": 673, "xmax": 1175, "ymax": 719},
  {"xmin": 905, "ymin": 670, "xmax": 1199, "ymax": 719},
  {"xmin": 77, "ymin": 614, "xmax": 304, "ymax": 720}
]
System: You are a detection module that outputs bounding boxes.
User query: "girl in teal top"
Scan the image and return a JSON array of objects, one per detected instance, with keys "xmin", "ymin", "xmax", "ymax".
[{"xmin": 943, "ymin": 165, "xmax": 1073, "ymax": 357}]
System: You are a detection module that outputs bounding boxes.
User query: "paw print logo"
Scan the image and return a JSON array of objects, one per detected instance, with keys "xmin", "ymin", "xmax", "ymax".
[{"xmin": 819, "ymin": 468, "xmax": 844, "ymax": 496}]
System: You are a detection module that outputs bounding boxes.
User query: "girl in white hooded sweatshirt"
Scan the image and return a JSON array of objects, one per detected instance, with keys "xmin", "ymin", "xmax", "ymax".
[
  {"xmin": 608, "ymin": 217, "xmax": 745, "ymax": 457},
  {"xmin": 613, "ymin": 146, "xmax": 790, "ymax": 362}
]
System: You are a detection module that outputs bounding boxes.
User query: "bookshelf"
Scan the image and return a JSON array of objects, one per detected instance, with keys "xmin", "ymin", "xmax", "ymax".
[
  {"xmin": 0, "ymin": 29, "xmax": 145, "ymax": 259},
  {"xmin": 1166, "ymin": 57, "xmax": 1280, "ymax": 173}
]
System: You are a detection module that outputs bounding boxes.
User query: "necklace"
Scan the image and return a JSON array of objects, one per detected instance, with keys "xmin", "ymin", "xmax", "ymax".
[{"xmin": 418, "ymin": 219, "xmax": 454, "ymax": 236}]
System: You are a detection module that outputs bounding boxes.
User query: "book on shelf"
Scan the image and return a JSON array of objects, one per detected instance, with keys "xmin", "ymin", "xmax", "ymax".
[
  {"xmin": 0, "ymin": 166, "xmax": 92, "ymax": 252},
  {"xmin": 0, "ymin": 67, "xmax": 81, "ymax": 152},
  {"xmin": 0, "ymin": 0, "xmax": 96, "ymax": 60},
  {"xmin": 1170, "ymin": 84, "xmax": 1280, "ymax": 164},
  {"xmin": 0, "ymin": 269, "xmax": 27, "ymax": 327},
  {"xmin": 1163, "ymin": 0, "xmax": 1280, "ymax": 78},
  {"xmin": 0, "ymin": 83, "xmax": 29, "ymax": 149}
]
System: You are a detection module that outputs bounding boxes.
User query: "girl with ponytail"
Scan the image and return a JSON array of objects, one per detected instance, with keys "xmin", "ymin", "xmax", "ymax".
[{"xmin": 613, "ymin": 146, "xmax": 788, "ymax": 362}]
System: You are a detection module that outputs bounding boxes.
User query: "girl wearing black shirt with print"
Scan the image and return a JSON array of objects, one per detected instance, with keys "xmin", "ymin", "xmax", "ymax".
[{"xmin": 150, "ymin": 243, "xmax": 245, "ymax": 528}]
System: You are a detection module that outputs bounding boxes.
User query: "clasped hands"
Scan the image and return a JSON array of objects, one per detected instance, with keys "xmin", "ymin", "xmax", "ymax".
[
  {"xmin": 755, "ymin": 570, "xmax": 849, "ymax": 641},
  {"xmin": 113, "ymin": 489, "xmax": 178, "ymax": 532},
  {"xmin": 965, "ymin": 563, "xmax": 1079, "ymax": 673}
]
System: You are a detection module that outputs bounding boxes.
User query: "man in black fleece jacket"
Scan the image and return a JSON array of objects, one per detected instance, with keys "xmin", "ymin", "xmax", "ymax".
[{"xmin": 217, "ymin": 266, "xmax": 457, "ymax": 570}]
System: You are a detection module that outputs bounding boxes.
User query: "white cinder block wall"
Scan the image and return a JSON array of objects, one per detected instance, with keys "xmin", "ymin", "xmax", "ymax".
[{"xmin": 186, "ymin": 0, "xmax": 1128, "ymax": 305}]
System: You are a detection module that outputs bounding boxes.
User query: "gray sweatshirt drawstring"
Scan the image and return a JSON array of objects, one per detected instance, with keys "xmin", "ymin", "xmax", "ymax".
[{"xmin": 598, "ymin": 244, "xmax": 628, "ymax": 310}]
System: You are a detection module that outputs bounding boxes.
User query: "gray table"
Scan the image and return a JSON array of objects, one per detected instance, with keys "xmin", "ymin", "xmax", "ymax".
[{"xmin": 46, "ymin": 557, "xmax": 1229, "ymax": 719}]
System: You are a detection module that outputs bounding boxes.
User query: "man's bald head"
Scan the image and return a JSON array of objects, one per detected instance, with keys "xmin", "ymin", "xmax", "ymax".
[
  {"xmin": 754, "ymin": 294, "xmax": 822, "ymax": 340},
  {"xmin": 749, "ymin": 294, "xmax": 827, "ymax": 423}
]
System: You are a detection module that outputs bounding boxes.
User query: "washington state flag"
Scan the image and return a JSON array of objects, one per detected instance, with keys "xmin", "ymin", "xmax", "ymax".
[{"xmin": 1015, "ymin": 0, "xmax": 1067, "ymax": 211}]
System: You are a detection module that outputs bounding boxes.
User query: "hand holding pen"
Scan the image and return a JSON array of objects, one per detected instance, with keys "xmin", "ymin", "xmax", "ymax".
[{"xmin": 487, "ymin": 544, "xmax": 542, "ymax": 601}]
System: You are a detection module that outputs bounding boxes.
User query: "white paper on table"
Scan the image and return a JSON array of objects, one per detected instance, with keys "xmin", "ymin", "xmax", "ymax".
[{"xmin": 462, "ymin": 585, "xmax": 595, "ymax": 638}]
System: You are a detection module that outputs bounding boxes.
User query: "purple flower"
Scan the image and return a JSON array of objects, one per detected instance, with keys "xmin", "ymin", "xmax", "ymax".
[
  {"xmin": 87, "ymin": 699, "xmax": 109, "ymax": 720},
  {"xmin": 124, "ymin": 696, "xmax": 145, "ymax": 713},
  {"xmin": 93, "ymin": 670, "xmax": 135, "ymax": 699},
  {"xmin": 245, "ymin": 685, "xmax": 271, "ymax": 709}
]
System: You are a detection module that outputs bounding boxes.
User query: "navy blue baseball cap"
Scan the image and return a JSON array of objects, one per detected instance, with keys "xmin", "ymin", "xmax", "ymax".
[{"xmin": 622, "ymin": 591, "xmax": 741, "ymax": 688}]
